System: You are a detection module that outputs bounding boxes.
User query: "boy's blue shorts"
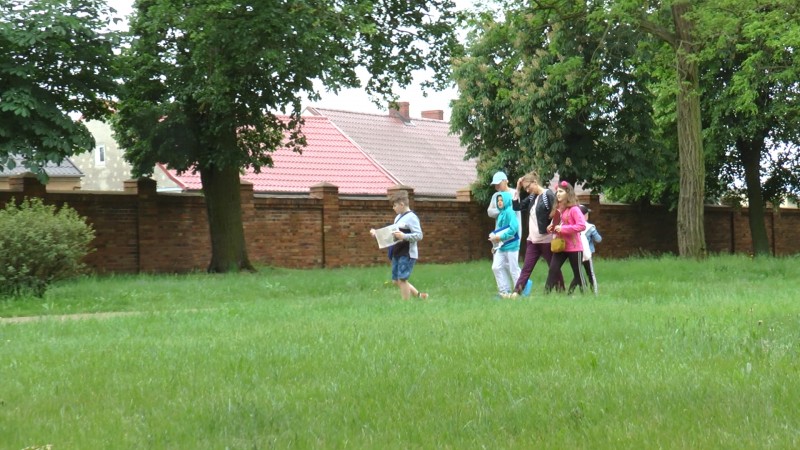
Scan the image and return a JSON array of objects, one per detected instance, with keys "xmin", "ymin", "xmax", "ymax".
[{"xmin": 391, "ymin": 255, "xmax": 416, "ymax": 281}]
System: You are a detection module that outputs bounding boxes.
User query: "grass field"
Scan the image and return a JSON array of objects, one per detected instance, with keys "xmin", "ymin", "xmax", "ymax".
[{"xmin": 2, "ymin": 255, "xmax": 799, "ymax": 449}]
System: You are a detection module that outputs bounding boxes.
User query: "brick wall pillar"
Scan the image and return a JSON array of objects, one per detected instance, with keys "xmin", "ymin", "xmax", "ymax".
[
  {"xmin": 310, "ymin": 182, "xmax": 341, "ymax": 268},
  {"xmin": 123, "ymin": 179, "xmax": 140, "ymax": 193},
  {"xmin": 131, "ymin": 178, "xmax": 158, "ymax": 273},
  {"xmin": 581, "ymin": 194, "xmax": 601, "ymax": 218},
  {"xmin": 457, "ymin": 186, "xmax": 488, "ymax": 261},
  {"xmin": 9, "ymin": 173, "xmax": 46, "ymax": 197}
]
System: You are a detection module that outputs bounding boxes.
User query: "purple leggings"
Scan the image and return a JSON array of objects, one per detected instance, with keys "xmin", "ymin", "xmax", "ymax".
[{"xmin": 514, "ymin": 241, "xmax": 564, "ymax": 293}]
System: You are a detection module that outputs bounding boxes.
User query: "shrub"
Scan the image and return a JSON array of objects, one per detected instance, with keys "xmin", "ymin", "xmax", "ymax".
[{"xmin": 0, "ymin": 197, "xmax": 95, "ymax": 298}]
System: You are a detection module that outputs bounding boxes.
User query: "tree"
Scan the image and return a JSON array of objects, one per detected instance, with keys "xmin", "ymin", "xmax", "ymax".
[
  {"xmin": 623, "ymin": 0, "xmax": 800, "ymax": 255},
  {"xmin": 456, "ymin": 0, "xmax": 799, "ymax": 258},
  {"xmin": 451, "ymin": 1, "xmax": 664, "ymax": 206},
  {"xmin": 114, "ymin": 0, "xmax": 462, "ymax": 272},
  {"xmin": 0, "ymin": 0, "xmax": 120, "ymax": 178},
  {"xmin": 615, "ymin": 1, "xmax": 707, "ymax": 258},
  {"xmin": 450, "ymin": 8, "xmax": 528, "ymax": 202},
  {"xmin": 696, "ymin": 0, "xmax": 800, "ymax": 256}
]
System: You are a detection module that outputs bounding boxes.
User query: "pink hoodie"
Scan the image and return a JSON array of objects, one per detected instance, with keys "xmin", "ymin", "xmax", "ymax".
[{"xmin": 554, "ymin": 205, "xmax": 586, "ymax": 252}]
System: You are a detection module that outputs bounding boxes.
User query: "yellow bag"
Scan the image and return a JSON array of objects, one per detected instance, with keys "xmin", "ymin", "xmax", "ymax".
[{"xmin": 551, "ymin": 237, "xmax": 565, "ymax": 253}]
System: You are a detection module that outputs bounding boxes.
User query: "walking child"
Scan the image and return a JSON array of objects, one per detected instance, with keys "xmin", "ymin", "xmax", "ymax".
[
  {"xmin": 487, "ymin": 170, "xmax": 522, "ymax": 226},
  {"xmin": 545, "ymin": 181, "xmax": 587, "ymax": 294},
  {"xmin": 579, "ymin": 204, "xmax": 602, "ymax": 294},
  {"xmin": 489, "ymin": 191, "xmax": 521, "ymax": 298},
  {"xmin": 370, "ymin": 192, "xmax": 428, "ymax": 300}
]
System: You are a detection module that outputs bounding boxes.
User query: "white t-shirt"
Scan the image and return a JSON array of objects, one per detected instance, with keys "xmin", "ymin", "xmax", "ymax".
[{"xmin": 528, "ymin": 195, "xmax": 551, "ymax": 244}]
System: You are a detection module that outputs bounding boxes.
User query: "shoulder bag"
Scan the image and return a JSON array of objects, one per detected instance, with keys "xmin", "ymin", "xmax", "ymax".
[{"xmin": 550, "ymin": 209, "xmax": 565, "ymax": 252}]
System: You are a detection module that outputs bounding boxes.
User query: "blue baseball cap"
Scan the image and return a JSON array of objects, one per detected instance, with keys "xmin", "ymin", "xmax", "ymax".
[{"xmin": 490, "ymin": 171, "xmax": 508, "ymax": 185}]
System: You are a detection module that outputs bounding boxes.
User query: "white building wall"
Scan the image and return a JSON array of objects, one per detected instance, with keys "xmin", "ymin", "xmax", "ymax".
[{"xmin": 72, "ymin": 120, "xmax": 181, "ymax": 191}]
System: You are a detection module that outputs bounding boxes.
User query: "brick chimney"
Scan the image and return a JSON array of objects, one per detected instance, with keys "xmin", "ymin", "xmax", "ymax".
[
  {"xmin": 421, "ymin": 110, "xmax": 444, "ymax": 120},
  {"xmin": 389, "ymin": 101, "xmax": 411, "ymax": 122}
]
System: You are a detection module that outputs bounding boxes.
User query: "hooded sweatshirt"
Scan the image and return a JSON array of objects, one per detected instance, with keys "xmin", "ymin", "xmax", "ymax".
[
  {"xmin": 554, "ymin": 205, "xmax": 586, "ymax": 252},
  {"xmin": 494, "ymin": 191, "xmax": 520, "ymax": 252}
]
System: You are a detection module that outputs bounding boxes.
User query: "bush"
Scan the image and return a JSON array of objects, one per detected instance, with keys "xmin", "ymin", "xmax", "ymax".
[{"xmin": 0, "ymin": 197, "xmax": 95, "ymax": 298}]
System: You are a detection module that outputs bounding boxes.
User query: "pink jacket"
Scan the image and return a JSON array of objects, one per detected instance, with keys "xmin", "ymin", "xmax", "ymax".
[{"xmin": 553, "ymin": 205, "xmax": 586, "ymax": 252}]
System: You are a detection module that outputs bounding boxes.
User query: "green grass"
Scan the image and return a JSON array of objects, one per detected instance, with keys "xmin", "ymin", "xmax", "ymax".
[{"xmin": 2, "ymin": 255, "xmax": 799, "ymax": 449}]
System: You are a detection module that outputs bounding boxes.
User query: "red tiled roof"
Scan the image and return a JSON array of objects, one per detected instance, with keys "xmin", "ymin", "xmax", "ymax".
[
  {"xmin": 306, "ymin": 106, "xmax": 477, "ymax": 198},
  {"xmin": 163, "ymin": 115, "xmax": 398, "ymax": 195}
]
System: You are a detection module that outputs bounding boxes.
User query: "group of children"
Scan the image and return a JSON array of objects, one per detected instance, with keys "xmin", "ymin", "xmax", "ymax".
[
  {"xmin": 372, "ymin": 172, "xmax": 602, "ymax": 300},
  {"xmin": 490, "ymin": 171, "xmax": 602, "ymax": 297}
]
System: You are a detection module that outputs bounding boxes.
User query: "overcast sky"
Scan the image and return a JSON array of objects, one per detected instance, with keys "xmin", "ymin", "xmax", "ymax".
[{"xmin": 105, "ymin": 0, "xmax": 467, "ymax": 120}]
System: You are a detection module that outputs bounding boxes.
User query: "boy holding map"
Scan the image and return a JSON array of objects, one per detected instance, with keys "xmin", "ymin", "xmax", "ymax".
[{"xmin": 370, "ymin": 192, "xmax": 428, "ymax": 300}]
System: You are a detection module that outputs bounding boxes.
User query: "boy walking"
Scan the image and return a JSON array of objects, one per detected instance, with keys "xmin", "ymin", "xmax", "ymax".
[{"xmin": 371, "ymin": 192, "xmax": 428, "ymax": 300}]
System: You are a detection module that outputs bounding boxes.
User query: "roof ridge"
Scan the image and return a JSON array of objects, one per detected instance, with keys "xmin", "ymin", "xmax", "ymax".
[{"xmin": 307, "ymin": 106, "xmax": 390, "ymax": 118}]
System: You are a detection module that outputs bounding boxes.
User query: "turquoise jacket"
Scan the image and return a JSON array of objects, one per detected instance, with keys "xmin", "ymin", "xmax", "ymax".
[{"xmin": 494, "ymin": 191, "xmax": 520, "ymax": 252}]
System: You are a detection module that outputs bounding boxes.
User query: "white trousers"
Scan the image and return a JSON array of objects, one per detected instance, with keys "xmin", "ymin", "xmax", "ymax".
[{"xmin": 492, "ymin": 250, "xmax": 521, "ymax": 294}]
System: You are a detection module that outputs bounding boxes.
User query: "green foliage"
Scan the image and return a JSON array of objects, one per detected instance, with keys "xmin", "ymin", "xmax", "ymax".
[
  {"xmin": 0, "ymin": 0, "xmax": 121, "ymax": 181},
  {"xmin": 456, "ymin": 0, "xmax": 800, "ymax": 215},
  {"xmin": 114, "ymin": 0, "xmax": 463, "ymax": 178},
  {"xmin": 0, "ymin": 198, "xmax": 95, "ymax": 298},
  {"xmin": 452, "ymin": 0, "xmax": 667, "ymax": 202},
  {"xmin": 693, "ymin": 0, "xmax": 800, "ymax": 206}
]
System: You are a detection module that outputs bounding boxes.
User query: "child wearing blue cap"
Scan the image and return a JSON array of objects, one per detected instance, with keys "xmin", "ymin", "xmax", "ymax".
[{"xmin": 487, "ymin": 171, "xmax": 516, "ymax": 220}]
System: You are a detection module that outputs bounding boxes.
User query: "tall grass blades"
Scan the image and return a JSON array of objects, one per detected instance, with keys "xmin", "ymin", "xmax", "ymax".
[{"xmin": 1, "ymin": 256, "xmax": 799, "ymax": 449}]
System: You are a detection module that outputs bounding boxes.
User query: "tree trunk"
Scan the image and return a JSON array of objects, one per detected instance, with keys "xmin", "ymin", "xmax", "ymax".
[
  {"xmin": 738, "ymin": 137, "xmax": 771, "ymax": 256},
  {"xmin": 200, "ymin": 163, "xmax": 255, "ymax": 273},
  {"xmin": 672, "ymin": 3, "xmax": 706, "ymax": 259}
]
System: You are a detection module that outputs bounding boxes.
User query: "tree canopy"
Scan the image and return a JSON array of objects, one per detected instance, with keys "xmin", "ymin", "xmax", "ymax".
[
  {"xmin": 695, "ymin": 0, "xmax": 800, "ymax": 254},
  {"xmin": 0, "ymin": 0, "xmax": 119, "ymax": 178},
  {"xmin": 453, "ymin": 0, "xmax": 800, "ymax": 257},
  {"xmin": 452, "ymin": 1, "xmax": 669, "ymax": 205},
  {"xmin": 114, "ymin": 0, "xmax": 463, "ymax": 272}
]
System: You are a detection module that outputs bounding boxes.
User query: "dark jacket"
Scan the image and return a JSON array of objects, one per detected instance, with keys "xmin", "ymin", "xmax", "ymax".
[{"xmin": 513, "ymin": 189, "xmax": 556, "ymax": 235}]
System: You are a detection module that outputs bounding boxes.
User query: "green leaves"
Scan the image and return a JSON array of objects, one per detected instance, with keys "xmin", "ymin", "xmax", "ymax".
[
  {"xmin": 692, "ymin": 0, "xmax": 800, "ymax": 206},
  {"xmin": 115, "ymin": 0, "xmax": 462, "ymax": 174},
  {"xmin": 0, "ymin": 198, "xmax": 95, "ymax": 298},
  {"xmin": 452, "ymin": 0, "xmax": 663, "ymax": 199},
  {"xmin": 1, "ymin": 88, "xmax": 36, "ymax": 118},
  {"xmin": 0, "ymin": 0, "xmax": 120, "ymax": 177},
  {"xmin": 454, "ymin": 0, "xmax": 800, "ymax": 212}
]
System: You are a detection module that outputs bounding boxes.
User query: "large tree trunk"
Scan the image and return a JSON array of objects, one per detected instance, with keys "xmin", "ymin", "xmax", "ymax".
[
  {"xmin": 200, "ymin": 163, "xmax": 255, "ymax": 273},
  {"xmin": 672, "ymin": 3, "xmax": 706, "ymax": 258},
  {"xmin": 738, "ymin": 137, "xmax": 771, "ymax": 256}
]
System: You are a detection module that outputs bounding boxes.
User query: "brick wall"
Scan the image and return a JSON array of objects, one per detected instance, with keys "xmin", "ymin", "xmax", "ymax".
[
  {"xmin": 1, "ymin": 174, "xmax": 797, "ymax": 274},
  {"xmin": 578, "ymin": 194, "xmax": 800, "ymax": 258}
]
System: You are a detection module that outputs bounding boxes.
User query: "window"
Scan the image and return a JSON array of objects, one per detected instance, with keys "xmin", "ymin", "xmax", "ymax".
[{"xmin": 95, "ymin": 144, "xmax": 106, "ymax": 167}]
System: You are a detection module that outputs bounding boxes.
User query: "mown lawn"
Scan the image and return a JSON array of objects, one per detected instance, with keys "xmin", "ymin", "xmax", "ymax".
[{"xmin": 2, "ymin": 255, "xmax": 799, "ymax": 449}]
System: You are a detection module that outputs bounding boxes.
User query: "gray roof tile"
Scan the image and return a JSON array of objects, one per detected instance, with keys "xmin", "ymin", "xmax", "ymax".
[{"xmin": 0, "ymin": 155, "xmax": 83, "ymax": 177}]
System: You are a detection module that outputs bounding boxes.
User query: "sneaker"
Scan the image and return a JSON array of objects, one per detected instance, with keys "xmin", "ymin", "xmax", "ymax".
[
  {"xmin": 522, "ymin": 279, "xmax": 533, "ymax": 296},
  {"xmin": 510, "ymin": 292, "xmax": 519, "ymax": 299},
  {"xmin": 418, "ymin": 292, "xmax": 429, "ymax": 300}
]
